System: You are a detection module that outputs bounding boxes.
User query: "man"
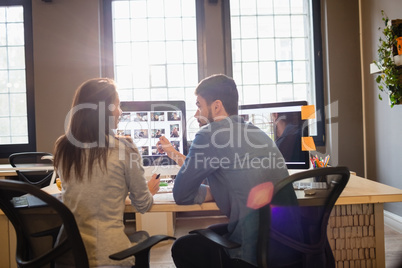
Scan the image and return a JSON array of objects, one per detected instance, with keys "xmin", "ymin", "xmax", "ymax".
[{"xmin": 158, "ymin": 74, "xmax": 291, "ymax": 267}]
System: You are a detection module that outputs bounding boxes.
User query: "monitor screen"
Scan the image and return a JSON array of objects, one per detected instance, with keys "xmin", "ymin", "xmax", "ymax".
[
  {"xmin": 117, "ymin": 101, "xmax": 187, "ymax": 166},
  {"xmin": 239, "ymin": 101, "xmax": 309, "ymax": 169}
]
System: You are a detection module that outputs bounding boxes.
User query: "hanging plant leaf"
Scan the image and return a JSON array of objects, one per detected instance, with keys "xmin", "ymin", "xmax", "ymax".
[{"xmin": 373, "ymin": 10, "xmax": 402, "ymax": 107}]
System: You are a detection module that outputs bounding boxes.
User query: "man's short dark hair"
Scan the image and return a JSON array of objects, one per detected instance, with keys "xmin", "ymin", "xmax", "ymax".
[{"xmin": 195, "ymin": 74, "xmax": 239, "ymax": 115}]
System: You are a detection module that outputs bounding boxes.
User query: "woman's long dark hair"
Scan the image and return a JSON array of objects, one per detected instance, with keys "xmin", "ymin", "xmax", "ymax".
[{"xmin": 54, "ymin": 78, "xmax": 118, "ymax": 182}]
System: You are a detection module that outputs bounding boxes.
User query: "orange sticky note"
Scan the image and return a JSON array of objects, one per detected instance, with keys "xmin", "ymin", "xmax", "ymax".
[
  {"xmin": 301, "ymin": 105, "xmax": 316, "ymax": 120},
  {"xmin": 301, "ymin": 137, "xmax": 316, "ymax": 151}
]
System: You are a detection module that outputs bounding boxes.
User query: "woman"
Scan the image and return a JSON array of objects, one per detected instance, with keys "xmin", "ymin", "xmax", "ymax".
[{"xmin": 53, "ymin": 78, "xmax": 160, "ymax": 267}]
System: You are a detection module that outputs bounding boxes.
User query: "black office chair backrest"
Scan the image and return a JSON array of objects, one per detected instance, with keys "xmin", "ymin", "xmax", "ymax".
[
  {"xmin": 257, "ymin": 166, "xmax": 350, "ymax": 268},
  {"xmin": 9, "ymin": 152, "xmax": 54, "ymax": 188},
  {"xmin": 0, "ymin": 179, "xmax": 89, "ymax": 268}
]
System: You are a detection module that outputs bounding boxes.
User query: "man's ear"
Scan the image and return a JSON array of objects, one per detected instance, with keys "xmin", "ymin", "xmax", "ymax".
[{"xmin": 213, "ymin": 100, "xmax": 223, "ymax": 113}]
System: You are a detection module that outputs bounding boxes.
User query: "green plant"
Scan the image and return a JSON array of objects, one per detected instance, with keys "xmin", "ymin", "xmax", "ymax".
[{"xmin": 373, "ymin": 10, "xmax": 402, "ymax": 107}]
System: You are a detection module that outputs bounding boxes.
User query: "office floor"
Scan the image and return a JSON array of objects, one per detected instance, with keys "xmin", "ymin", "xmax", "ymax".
[{"xmin": 126, "ymin": 215, "xmax": 402, "ymax": 268}]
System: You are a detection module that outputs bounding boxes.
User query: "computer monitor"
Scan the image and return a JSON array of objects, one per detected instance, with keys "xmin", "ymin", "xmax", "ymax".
[
  {"xmin": 239, "ymin": 101, "xmax": 309, "ymax": 169},
  {"xmin": 117, "ymin": 101, "xmax": 187, "ymax": 167}
]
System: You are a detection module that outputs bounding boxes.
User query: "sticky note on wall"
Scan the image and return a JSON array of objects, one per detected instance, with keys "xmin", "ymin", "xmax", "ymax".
[
  {"xmin": 301, "ymin": 137, "xmax": 316, "ymax": 151},
  {"xmin": 301, "ymin": 105, "xmax": 316, "ymax": 120}
]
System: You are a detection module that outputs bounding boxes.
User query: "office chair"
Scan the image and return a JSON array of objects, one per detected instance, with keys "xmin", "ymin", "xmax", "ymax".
[
  {"xmin": 0, "ymin": 179, "xmax": 175, "ymax": 268},
  {"xmin": 9, "ymin": 152, "xmax": 55, "ymax": 188},
  {"xmin": 190, "ymin": 166, "xmax": 350, "ymax": 268}
]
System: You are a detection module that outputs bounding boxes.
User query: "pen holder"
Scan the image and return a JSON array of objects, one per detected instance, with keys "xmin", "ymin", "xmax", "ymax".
[{"xmin": 310, "ymin": 155, "xmax": 330, "ymax": 182}]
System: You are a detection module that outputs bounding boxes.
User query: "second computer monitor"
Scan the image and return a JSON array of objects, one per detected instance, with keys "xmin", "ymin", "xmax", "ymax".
[{"xmin": 239, "ymin": 101, "xmax": 309, "ymax": 169}]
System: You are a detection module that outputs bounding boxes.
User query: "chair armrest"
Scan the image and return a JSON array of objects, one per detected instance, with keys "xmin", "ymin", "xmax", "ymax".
[
  {"xmin": 189, "ymin": 229, "xmax": 240, "ymax": 249},
  {"xmin": 109, "ymin": 235, "xmax": 176, "ymax": 260}
]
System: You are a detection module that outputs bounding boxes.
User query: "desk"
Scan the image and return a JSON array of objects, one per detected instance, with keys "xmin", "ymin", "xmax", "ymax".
[
  {"xmin": 2, "ymin": 174, "xmax": 402, "ymax": 268},
  {"xmin": 0, "ymin": 164, "xmax": 55, "ymax": 179},
  {"xmin": 126, "ymin": 174, "xmax": 402, "ymax": 268},
  {"xmin": 0, "ymin": 164, "xmax": 17, "ymax": 178}
]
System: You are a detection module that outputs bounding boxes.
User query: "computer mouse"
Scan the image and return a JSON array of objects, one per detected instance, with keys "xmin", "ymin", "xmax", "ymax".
[{"xmin": 304, "ymin": 189, "xmax": 316, "ymax": 196}]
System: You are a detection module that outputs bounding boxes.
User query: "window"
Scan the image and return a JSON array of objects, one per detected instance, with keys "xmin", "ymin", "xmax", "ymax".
[
  {"xmin": 103, "ymin": 0, "xmax": 200, "ymax": 139},
  {"xmin": 103, "ymin": 0, "xmax": 324, "ymax": 144},
  {"xmin": 225, "ymin": 0, "xmax": 325, "ymax": 145},
  {"xmin": 0, "ymin": 0, "xmax": 35, "ymax": 158}
]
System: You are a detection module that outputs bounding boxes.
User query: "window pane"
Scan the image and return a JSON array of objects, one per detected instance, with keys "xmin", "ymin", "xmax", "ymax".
[
  {"xmin": 11, "ymin": 116, "xmax": 27, "ymax": 136},
  {"xmin": 258, "ymin": 39, "xmax": 275, "ymax": 61},
  {"xmin": 293, "ymin": 61, "xmax": 308, "ymax": 83},
  {"xmin": 259, "ymin": 62, "xmax": 276, "ymax": 84},
  {"xmin": 260, "ymin": 85, "xmax": 277, "ymax": 103},
  {"xmin": 168, "ymin": 87, "xmax": 185, "ymax": 100},
  {"xmin": 292, "ymin": 38, "xmax": 307, "ymax": 60},
  {"xmin": 0, "ymin": 118, "xmax": 10, "ymax": 136},
  {"xmin": 183, "ymin": 64, "xmax": 197, "ymax": 87},
  {"xmin": 277, "ymin": 84, "xmax": 293, "ymax": 101},
  {"xmin": 0, "ymin": 47, "xmax": 7, "ymax": 69},
  {"xmin": 6, "ymin": 6, "xmax": 23, "ymax": 22},
  {"xmin": 291, "ymin": 15, "xmax": 307, "ymax": 37},
  {"xmin": 257, "ymin": 0, "xmax": 274, "ymax": 14},
  {"xmin": 230, "ymin": 0, "xmax": 318, "ymax": 136},
  {"xmin": 0, "ymin": 5, "xmax": 30, "ymax": 146},
  {"xmin": 274, "ymin": 15, "xmax": 291, "ymax": 37},
  {"xmin": 240, "ymin": 16, "xmax": 257, "ymax": 39},
  {"xmin": 8, "ymin": 46, "xmax": 25, "ymax": 69},
  {"xmin": 0, "ymin": 94, "xmax": 10, "ymax": 116},
  {"xmin": 273, "ymin": 0, "xmax": 290, "ymax": 14},
  {"xmin": 7, "ymin": 22, "xmax": 24, "ymax": 45},
  {"xmin": 114, "ymin": 43, "xmax": 132, "ymax": 66},
  {"xmin": 150, "ymin": 65, "xmax": 166, "ymax": 87},
  {"xmin": 10, "ymin": 93, "xmax": 26, "ymax": 116},
  {"xmin": 165, "ymin": 0, "xmax": 181, "ymax": 17},
  {"xmin": 257, "ymin": 16, "xmax": 274, "ymax": 37},
  {"xmin": 131, "ymin": 19, "xmax": 148, "ymax": 41},
  {"xmin": 166, "ymin": 41, "xmax": 183, "ymax": 63},
  {"xmin": 275, "ymin": 39, "xmax": 292, "ymax": 60},
  {"xmin": 242, "ymin": 85, "xmax": 260, "ymax": 104},
  {"xmin": 148, "ymin": 18, "xmax": 165, "ymax": 41},
  {"xmin": 167, "ymin": 65, "xmax": 184, "ymax": 87},
  {"xmin": 240, "ymin": 0, "xmax": 257, "ymax": 15},
  {"xmin": 290, "ymin": 0, "xmax": 305, "ymax": 13},
  {"xmin": 241, "ymin": 39, "xmax": 258, "ymax": 61},
  {"xmin": 165, "ymin": 18, "xmax": 183, "ymax": 40},
  {"xmin": 277, "ymin": 61, "xmax": 293, "ymax": 83},
  {"xmin": 114, "ymin": 20, "xmax": 131, "ymax": 42},
  {"xmin": 149, "ymin": 42, "xmax": 166, "ymax": 64},
  {"xmin": 111, "ymin": 0, "xmax": 198, "ymax": 106}
]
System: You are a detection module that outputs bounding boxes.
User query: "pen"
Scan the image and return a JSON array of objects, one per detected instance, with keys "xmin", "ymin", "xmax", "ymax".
[{"xmin": 155, "ymin": 174, "xmax": 161, "ymax": 180}]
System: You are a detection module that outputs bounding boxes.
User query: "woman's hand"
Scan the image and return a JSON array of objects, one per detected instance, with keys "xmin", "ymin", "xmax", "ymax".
[{"xmin": 147, "ymin": 173, "xmax": 160, "ymax": 195}]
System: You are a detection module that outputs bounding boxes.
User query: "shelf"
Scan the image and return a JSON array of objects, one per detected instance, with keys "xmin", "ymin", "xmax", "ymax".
[{"xmin": 370, "ymin": 55, "xmax": 402, "ymax": 74}]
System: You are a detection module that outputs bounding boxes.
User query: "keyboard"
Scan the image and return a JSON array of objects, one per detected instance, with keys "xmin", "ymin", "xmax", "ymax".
[
  {"xmin": 158, "ymin": 185, "xmax": 173, "ymax": 193},
  {"xmin": 157, "ymin": 178, "xmax": 174, "ymax": 193},
  {"xmin": 11, "ymin": 193, "xmax": 62, "ymax": 208},
  {"xmin": 293, "ymin": 181, "xmax": 327, "ymax": 190}
]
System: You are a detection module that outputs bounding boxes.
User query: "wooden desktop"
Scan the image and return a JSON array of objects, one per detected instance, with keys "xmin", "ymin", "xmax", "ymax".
[
  {"xmin": 125, "ymin": 174, "xmax": 402, "ymax": 268},
  {"xmin": 1, "ymin": 168, "xmax": 402, "ymax": 267}
]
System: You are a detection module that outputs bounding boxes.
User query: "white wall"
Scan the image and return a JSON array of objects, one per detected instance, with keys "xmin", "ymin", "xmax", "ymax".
[
  {"xmin": 360, "ymin": 0, "xmax": 402, "ymax": 216},
  {"xmin": 32, "ymin": 0, "xmax": 102, "ymax": 154},
  {"xmin": 321, "ymin": 0, "xmax": 364, "ymax": 176}
]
